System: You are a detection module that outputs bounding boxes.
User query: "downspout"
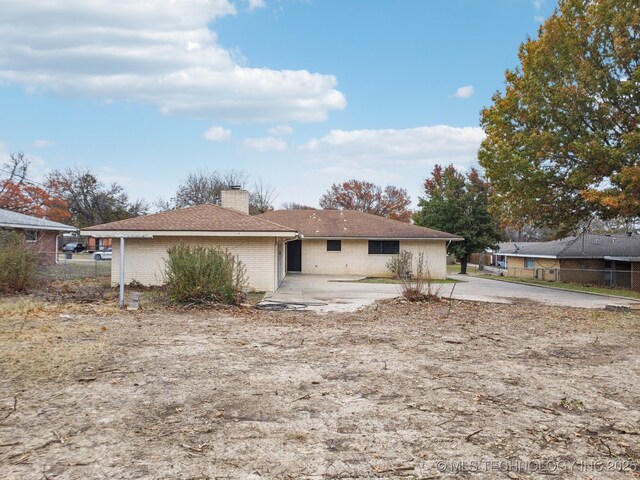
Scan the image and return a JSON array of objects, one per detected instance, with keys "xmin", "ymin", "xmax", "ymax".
[
  {"xmin": 119, "ymin": 237, "xmax": 125, "ymax": 308},
  {"xmin": 55, "ymin": 233, "xmax": 60, "ymax": 264}
]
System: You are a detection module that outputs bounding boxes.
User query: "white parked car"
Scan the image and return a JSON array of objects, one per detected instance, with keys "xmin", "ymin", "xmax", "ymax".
[{"xmin": 93, "ymin": 248, "xmax": 112, "ymax": 261}]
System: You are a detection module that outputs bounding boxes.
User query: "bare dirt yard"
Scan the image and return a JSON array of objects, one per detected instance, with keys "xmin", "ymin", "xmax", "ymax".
[{"xmin": 1, "ymin": 297, "xmax": 639, "ymax": 479}]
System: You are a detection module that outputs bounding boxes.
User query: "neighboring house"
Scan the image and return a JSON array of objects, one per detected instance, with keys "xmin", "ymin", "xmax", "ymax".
[
  {"xmin": 87, "ymin": 237, "xmax": 112, "ymax": 252},
  {"xmin": 81, "ymin": 189, "xmax": 462, "ymax": 292},
  {"xmin": 258, "ymin": 209, "xmax": 461, "ymax": 279},
  {"xmin": 0, "ymin": 208, "xmax": 77, "ymax": 264},
  {"xmin": 497, "ymin": 233, "xmax": 640, "ymax": 290}
]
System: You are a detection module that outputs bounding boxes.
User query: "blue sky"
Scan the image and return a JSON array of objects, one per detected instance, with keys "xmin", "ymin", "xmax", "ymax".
[{"xmin": 0, "ymin": 0, "xmax": 556, "ymax": 210}]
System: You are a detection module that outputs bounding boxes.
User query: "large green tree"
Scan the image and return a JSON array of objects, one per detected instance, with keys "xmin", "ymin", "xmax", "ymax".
[
  {"xmin": 479, "ymin": 0, "xmax": 640, "ymax": 235},
  {"xmin": 414, "ymin": 165, "xmax": 502, "ymax": 274}
]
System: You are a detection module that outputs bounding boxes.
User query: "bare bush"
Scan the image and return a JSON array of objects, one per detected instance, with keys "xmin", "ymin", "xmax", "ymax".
[
  {"xmin": 385, "ymin": 250, "xmax": 413, "ymax": 278},
  {"xmin": 398, "ymin": 251, "xmax": 441, "ymax": 302}
]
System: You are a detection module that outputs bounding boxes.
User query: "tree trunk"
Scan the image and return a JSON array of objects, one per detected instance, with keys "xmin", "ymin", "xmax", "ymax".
[{"xmin": 460, "ymin": 256, "xmax": 468, "ymax": 274}]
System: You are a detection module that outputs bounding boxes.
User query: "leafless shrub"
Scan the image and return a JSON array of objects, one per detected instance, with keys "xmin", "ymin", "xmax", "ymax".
[
  {"xmin": 385, "ymin": 249, "xmax": 413, "ymax": 279},
  {"xmin": 398, "ymin": 251, "xmax": 441, "ymax": 302}
]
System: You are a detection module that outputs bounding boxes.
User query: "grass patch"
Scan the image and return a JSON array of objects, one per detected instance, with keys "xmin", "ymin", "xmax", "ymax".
[
  {"xmin": 483, "ymin": 274, "xmax": 640, "ymax": 300},
  {"xmin": 343, "ymin": 277, "xmax": 462, "ymax": 284},
  {"xmin": 0, "ymin": 296, "xmax": 49, "ymax": 317},
  {"xmin": 447, "ymin": 264, "xmax": 483, "ymax": 275}
]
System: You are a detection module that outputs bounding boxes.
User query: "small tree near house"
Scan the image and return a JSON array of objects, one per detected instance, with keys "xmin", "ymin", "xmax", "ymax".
[{"xmin": 414, "ymin": 165, "xmax": 502, "ymax": 274}]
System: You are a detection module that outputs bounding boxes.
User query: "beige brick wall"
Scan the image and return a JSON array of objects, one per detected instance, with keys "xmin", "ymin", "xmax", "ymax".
[
  {"xmin": 507, "ymin": 256, "xmax": 560, "ymax": 278},
  {"xmin": 220, "ymin": 190, "xmax": 249, "ymax": 214},
  {"xmin": 111, "ymin": 236, "xmax": 278, "ymax": 291},
  {"xmin": 298, "ymin": 239, "xmax": 448, "ymax": 278}
]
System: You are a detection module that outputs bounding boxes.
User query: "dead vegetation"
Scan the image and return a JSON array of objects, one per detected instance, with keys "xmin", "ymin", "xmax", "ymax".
[{"xmin": 1, "ymin": 298, "xmax": 639, "ymax": 479}]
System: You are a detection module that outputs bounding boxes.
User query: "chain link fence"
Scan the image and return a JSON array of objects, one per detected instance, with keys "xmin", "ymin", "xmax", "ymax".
[
  {"xmin": 36, "ymin": 252, "xmax": 112, "ymax": 283},
  {"xmin": 509, "ymin": 267, "xmax": 640, "ymax": 291}
]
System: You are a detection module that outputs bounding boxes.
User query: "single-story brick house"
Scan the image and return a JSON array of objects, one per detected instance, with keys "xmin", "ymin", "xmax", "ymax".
[
  {"xmin": 0, "ymin": 208, "xmax": 77, "ymax": 264},
  {"xmin": 496, "ymin": 233, "xmax": 640, "ymax": 290},
  {"xmin": 258, "ymin": 209, "xmax": 461, "ymax": 279},
  {"xmin": 81, "ymin": 189, "xmax": 462, "ymax": 291}
]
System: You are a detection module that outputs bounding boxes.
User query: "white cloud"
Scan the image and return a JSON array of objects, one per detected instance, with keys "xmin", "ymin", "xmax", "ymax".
[
  {"xmin": 452, "ymin": 85, "xmax": 474, "ymax": 99},
  {"xmin": 267, "ymin": 125, "xmax": 294, "ymax": 136},
  {"xmin": 534, "ymin": 15, "xmax": 546, "ymax": 23},
  {"xmin": 243, "ymin": 136, "xmax": 287, "ymax": 152},
  {"xmin": 34, "ymin": 139, "xmax": 56, "ymax": 148},
  {"xmin": 247, "ymin": 0, "xmax": 266, "ymax": 11},
  {"xmin": 301, "ymin": 125, "xmax": 485, "ymax": 168},
  {"xmin": 0, "ymin": 0, "xmax": 346, "ymax": 123},
  {"xmin": 297, "ymin": 125, "xmax": 484, "ymax": 208},
  {"xmin": 533, "ymin": 0, "xmax": 543, "ymax": 9},
  {"xmin": 203, "ymin": 126, "xmax": 232, "ymax": 142}
]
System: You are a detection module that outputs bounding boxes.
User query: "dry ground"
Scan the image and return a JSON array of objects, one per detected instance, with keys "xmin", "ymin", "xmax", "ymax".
[{"xmin": 0, "ymin": 297, "xmax": 639, "ymax": 479}]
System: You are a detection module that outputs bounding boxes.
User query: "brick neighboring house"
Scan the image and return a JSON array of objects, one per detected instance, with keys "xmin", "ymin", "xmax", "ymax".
[
  {"xmin": 497, "ymin": 233, "xmax": 640, "ymax": 290},
  {"xmin": 81, "ymin": 189, "xmax": 462, "ymax": 292},
  {"xmin": 0, "ymin": 208, "xmax": 77, "ymax": 264}
]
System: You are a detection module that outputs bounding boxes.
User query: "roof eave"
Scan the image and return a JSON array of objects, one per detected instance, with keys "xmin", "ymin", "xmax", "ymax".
[
  {"xmin": 300, "ymin": 235, "xmax": 463, "ymax": 241},
  {"xmin": 81, "ymin": 229, "xmax": 298, "ymax": 238},
  {"xmin": 1, "ymin": 222, "xmax": 77, "ymax": 232}
]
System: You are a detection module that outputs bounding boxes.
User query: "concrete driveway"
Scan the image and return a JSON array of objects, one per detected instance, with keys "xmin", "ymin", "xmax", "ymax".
[
  {"xmin": 261, "ymin": 273, "xmax": 640, "ymax": 312},
  {"xmin": 445, "ymin": 274, "xmax": 640, "ymax": 308}
]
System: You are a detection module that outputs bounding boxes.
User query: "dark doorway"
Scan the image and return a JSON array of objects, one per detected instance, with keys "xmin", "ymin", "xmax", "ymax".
[{"xmin": 287, "ymin": 240, "xmax": 302, "ymax": 272}]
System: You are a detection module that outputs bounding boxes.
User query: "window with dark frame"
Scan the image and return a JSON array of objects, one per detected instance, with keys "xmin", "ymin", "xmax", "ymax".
[
  {"xmin": 25, "ymin": 230, "xmax": 38, "ymax": 242},
  {"xmin": 368, "ymin": 240, "xmax": 399, "ymax": 255},
  {"xmin": 327, "ymin": 240, "xmax": 341, "ymax": 252}
]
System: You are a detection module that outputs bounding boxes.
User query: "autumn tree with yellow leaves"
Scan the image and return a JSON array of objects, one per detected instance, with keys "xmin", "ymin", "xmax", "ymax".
[{"xmin": 479, "ymin": 0, "xmax": 639, "ymax": 235}]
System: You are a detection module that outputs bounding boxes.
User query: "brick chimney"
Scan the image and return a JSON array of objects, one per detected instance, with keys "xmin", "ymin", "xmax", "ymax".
[{"xmin": 221, "ymin": 187, "xmax": 250, "ymax": 215}]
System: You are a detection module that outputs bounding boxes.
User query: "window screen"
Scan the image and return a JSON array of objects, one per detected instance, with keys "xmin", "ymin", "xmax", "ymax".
[
  {"xmin": 524, "ymin": 257, "xmax": 535, "ymax": 269},
  {"xmin": 368, "ymin": 240, "xmax": 400, "ymax": 255},
  {"xmin": 25, "ymin": 230, "xmax": 38, "ymax": 242},
  {"xmin": 327, "ymin": 240, "xmax": 341, "ymax": 251}
]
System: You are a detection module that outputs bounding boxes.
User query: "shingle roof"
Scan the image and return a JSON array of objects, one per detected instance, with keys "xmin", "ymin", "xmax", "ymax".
[
  {"xmin": 0, "ymin": 208, "xmax": 76, "ymax": 232},
  {"xmin": 257, "ymin": 209, "xmax": 462, "ymax": 239},
  {"xmin": 498, "ymin": 233, "xmax": 640, "ymax": 258},
  {"xmin": 83, "ymin": 204, "xmax": 296, "ymax": 233}
]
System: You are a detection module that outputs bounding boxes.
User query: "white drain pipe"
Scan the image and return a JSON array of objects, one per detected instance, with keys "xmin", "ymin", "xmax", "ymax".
[{"xmin": 119, "ymin": 237, "xmax": 125, "ymax": 308}]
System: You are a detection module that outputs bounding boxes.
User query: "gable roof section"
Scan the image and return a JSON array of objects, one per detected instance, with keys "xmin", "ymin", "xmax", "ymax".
[
  {"xmin": 0, "ymin": 208, "xmax": 76, "ymax": 232},
  {"xmin": 82, "ymin": 204, "xmax": 297, "ymax": 237},
  {"xmin": 498, "ymin": 233, "xmax": 640, "ymax": 259},
  {"xmin": 257, "ymin": 209, "xmax": 462, "ymax": 240}
]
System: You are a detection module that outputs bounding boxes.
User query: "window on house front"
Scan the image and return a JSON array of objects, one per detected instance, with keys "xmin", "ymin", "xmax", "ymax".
[
  {"xmin": 327, "ymin": 240, "xmax": 341, "ymax": 252},
  {"xmin": 524, "ymin": 257, "xmax": 535, "ymax": 269},
  {"xmin": 368, "ymin": 240, "xmax": 400, "ymax": 255},
  {"xmin": 25, "ymin": 230, "xmax": 38, "ymax": 242}
]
